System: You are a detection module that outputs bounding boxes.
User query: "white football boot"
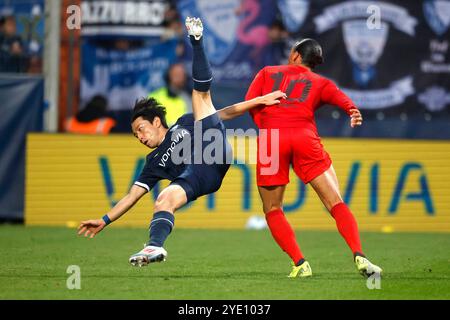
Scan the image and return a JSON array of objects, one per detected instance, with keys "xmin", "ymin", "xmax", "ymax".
[
  {"xmin": 129, "ymin": 245, "xmax": 167, "ymax": 267},
  {"xmin": 185, "ymin": 16, "xmax": 203, "ymax": 40},
  {"xmin": 355, "ymin": 256, "xmax": 383, "ymax": 277}
]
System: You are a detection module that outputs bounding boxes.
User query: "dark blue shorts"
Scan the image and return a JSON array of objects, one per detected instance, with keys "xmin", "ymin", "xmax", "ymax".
[{"xmin": 171, "ymin": 112, "xmax": 232, "ymax": 202}]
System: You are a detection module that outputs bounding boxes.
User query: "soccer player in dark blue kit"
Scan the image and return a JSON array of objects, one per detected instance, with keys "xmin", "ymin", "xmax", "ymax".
[{"xmin": 77, "ymin": 17, "xmax": 286, "ymax": 266}]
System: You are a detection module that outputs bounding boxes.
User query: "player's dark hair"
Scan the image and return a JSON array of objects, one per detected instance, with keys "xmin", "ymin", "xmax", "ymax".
[
  {"xmin": 131, "ymin": 97, "xmax": 169, "ymax": 129},
  {"xmin": 293, "ymin": 38, "xmax": 324, "ymax": 69}
]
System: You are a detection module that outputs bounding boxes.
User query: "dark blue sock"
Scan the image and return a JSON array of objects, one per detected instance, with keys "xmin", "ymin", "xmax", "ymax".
[
  {"xmin": 190, "ymin": 35, "xmax": 212, "ymax": 92},
  {"xmin": 148, "ymin": 211, "xmax": 174, "ymax": 247}
]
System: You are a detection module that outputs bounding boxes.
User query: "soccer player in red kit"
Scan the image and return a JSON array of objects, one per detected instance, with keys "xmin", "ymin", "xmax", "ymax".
[{"xmin": 245, "ymin": 38, "xmax": 382, "ymax": 278}]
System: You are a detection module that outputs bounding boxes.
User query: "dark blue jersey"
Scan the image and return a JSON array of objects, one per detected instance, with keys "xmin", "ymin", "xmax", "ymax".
[
  {"xmin": 134, "ymin": 113, "xmax": 195, "ymax": 192},
  {"xmin": 135, "ymin": 112, "xmax": 232, "ymax": 202}
]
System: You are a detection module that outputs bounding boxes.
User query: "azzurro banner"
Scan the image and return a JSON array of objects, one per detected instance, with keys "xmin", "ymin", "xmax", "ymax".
[
  {"xmin": 80, "ymin": 0, "xmax": 169, "ymax": 37},
  {"xmin": 80, "ymin": 39, "xmax": 178, "ymax": 111}
]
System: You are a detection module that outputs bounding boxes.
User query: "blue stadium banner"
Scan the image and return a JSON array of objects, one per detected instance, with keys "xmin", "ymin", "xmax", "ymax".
[
  {"xmin": 177, "ymin": 0, "xmax": 278, "ymax": 84},
  {"xmin": 78, "ymin": 0, "xmax": 449, "ymax": 138},
  {"xmin": 80, "ymin": 39, "xmax": 178, "ymax": 111},
  {"xmin": 0, "ymin": 74, "xmax": 44, "ymax": 220},
  {"xmin": 80, "ymin": 0, "xmax": 169, "ymax": 37},
  {"xmin": 282, "ymin": 0, "xmax": 450, "ymax": 138}
]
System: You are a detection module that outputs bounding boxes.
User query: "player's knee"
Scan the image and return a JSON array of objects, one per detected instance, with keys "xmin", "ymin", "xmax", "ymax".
[
  {"xmin": 154, "ymin": 185, "xmax": 187, "ymax": 212},
  {"xmin": 193, "ymin": 90, "xmax": 211, "ymax": 99},
  {"xmin": 263, "ymin": 204, "xmax": 283, "ymax": 214},
  {"xmin": 154, "ymin": 193, "xmax": 175, "ymax": 212},
  {"xmin": 325, "ymin": 197, "xmax": 343, "ymax": 212}
]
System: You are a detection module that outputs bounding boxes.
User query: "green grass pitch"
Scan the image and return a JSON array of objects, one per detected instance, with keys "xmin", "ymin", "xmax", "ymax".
[{"xmin": 0, "ymin": 225, "xmax": 449, "ymax": 299}]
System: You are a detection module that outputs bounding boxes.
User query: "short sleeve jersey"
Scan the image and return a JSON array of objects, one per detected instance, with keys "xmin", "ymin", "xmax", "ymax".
[{"xmin": 134, "ymin": 114, "xmax": 195, "ymax": 192}]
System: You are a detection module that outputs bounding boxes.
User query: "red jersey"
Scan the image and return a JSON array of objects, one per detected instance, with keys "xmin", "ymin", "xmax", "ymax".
[{"xmin": 245, "ymin": 65, "xmax": 357, "ymax": 130}]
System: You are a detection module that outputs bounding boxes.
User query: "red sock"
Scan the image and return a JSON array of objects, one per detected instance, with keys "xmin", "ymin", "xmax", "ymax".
[
  {"xmin": 265, "ymin": 209, "xmax": 304, "ymax": 265},
  {"xmin": 330, "ymin": 202, "xmax": 364, "ymax": 256}
]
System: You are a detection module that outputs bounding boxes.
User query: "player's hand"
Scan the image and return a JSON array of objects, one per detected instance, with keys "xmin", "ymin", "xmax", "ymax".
[
  {"xmin": 77, "ymin": 219, "xmax": 106, "ymax": 238},
  {"xmin": 261, "ymin": 90, "xmax": 287, "ymax": 105},
  {"xmin": 350, "ymin": 109, "xmax": 363, "ymax": 128}
]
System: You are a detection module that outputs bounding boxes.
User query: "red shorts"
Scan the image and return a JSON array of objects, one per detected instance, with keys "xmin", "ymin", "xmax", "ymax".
[{"xmin": 256, "ymin": 127, "xmax": 332, "ymax": 186}]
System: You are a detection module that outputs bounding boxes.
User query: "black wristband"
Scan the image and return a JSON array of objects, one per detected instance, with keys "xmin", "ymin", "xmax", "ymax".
[{"xmin": 102, "ymin": 214, "xmax": 112, "ymax": 225}]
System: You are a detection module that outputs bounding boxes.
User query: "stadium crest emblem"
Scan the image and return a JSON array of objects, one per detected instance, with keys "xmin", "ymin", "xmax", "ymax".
[
  {"xmin": 342, "ymin": 20, "xmax": 389, "ymax": 86},
  {"xmin": 423, "ymin": 0, "xmax": 450, "ymax": 36},
  {"xmin": 277, "ymin": 0, "xmax": 309, "ymax": 33},
  {"xmin": 178, "ymin": 0, "xmax": 240, "ymax": 65},
  {"xmin": 314, "ymin": 1, "xmax": 417, "ymax": 109}
]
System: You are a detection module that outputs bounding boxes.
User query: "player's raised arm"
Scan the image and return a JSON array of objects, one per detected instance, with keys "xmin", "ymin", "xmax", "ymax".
[
  {"xmin": 321, "ymin": 80, "xmax": 363, "ymax": 128},
  {"xmin": 218, "ymin": 90, "xmax": 287, "ymax": 120},
  {"xmin": 77, "ymin": 184, "xmax": 147, "ymax": 238}
]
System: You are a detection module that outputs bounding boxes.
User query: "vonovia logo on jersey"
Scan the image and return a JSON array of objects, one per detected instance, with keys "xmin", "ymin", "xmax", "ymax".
[
  {"xmin": 276, "ymin": 0, "xmax": 309, "ymax": 33},
  {"xmin": 342, "ymin": 20, "xmax": 388, "ymax": 86},
  {"xmin": 314, "ymin": 1, "xmax": 417, "ymax": 109},
  {"xmin": 423, "ymin": 0, "xmax": 450, "ymax": 36},
  {"xmin": 178, "ymin": 0, "xmax": 240, "ymax": 65}
]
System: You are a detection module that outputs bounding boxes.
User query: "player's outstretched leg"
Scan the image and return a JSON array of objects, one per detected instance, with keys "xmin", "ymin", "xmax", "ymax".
[
  {"xmin": 258, "ymin": 185, "xmax": 311, "ymax": 278},
  {"xmin": 185, "ymin": 16, "xmax": 216, "ymax": 121},
  {"xmin": 129, "ymin": 185, "xmax": 187, "ymax": 267},
  {"xmin": 129, "ymin": 246, "xmax": 167, "ymax": 267},
  {"xmin": 309, "ymin": 166, "xmax": 382, "ymax": 277}
]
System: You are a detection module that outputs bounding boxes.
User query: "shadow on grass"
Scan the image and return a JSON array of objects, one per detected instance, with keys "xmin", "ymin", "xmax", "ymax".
[
  {"xmin": 0, "ymin": 272, "xmax": 372, "ymax": 281},
  {"xmin": 1, "ymin": 271, "xmax": 448, "ymax": 281}
]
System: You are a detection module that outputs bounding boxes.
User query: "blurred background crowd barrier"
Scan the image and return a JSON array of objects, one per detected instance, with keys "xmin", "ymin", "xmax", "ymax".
[{"xmin": 0, "ymin": 0, "xmax": 449, "ymax": 228}]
